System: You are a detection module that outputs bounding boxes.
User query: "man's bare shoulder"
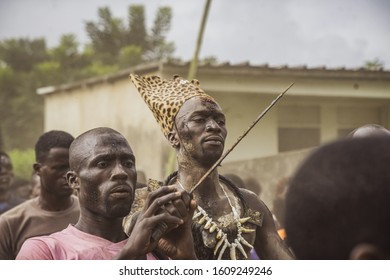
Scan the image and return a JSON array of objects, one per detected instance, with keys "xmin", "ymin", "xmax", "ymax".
[
  {"xmin": 239, "ymin": 188, "xmax": 273, "ymax": 224},
  {"xmin": 239, "ymin": 188, "xmax": 268, "ymax": 211}
]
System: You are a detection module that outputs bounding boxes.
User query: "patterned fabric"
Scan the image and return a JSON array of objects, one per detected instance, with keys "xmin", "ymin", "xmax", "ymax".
[{"xmin": 129, "ymin": 74, "xmax": 215, "ymax": 138}]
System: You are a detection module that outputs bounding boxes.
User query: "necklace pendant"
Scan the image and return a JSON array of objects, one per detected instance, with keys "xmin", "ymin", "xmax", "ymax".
[
  {"xmin": 217, "ymin": 238, "xmax": 230, "ymax": 260},
  {"xmin": 204, "ymin": 219, "xmax": 212, "ymax": 229},
  {"xmin": 235, "ymin": 239, "xmax": 248, "ymax": 259},
  {"xmin": 193, "ymin": 211, "xmax": 202, "ymax": 219},
  {"xmin": 216, "ymin": 229, "xmax": 223, "ymax": 239},
  {"xmin": 238, "ymin": 235, "xmax": 254, "ymax": 249},
  {"xmin": 193, "ymin": 204, "xmax": 255, "ymax": 259},
  {"xmin": 230, "ymin": 243, "xmax": 237, "ymax": 260},
  {"xmin": 240, "ymin": 227, "xmax": 256, "ymax": 233},
  {"xmin": 209, "ymin": 222, "xmax": 217, "ymax": 233},
  {"xmin": 214, "ymin": 233, "xmax": 226, "ymax": 256},
  {"xmin": 198, "ymin": 215, "xmax": 208, "ymax": 225},
  {"xmin": 239, "ymin": 217, "xmax": 251, "ymax": 224},
  {"xmin": 201, "ymin": 230, "xmax": 216, "ymax": 248}
]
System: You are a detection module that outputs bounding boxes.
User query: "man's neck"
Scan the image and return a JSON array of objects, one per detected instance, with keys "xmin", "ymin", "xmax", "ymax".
[
  {"xmin": 75, "ymin": 215, "xmax": 127, "ymax": 243},
  {"xmin": 177, "ymin": 163, "xmax": 221, "ymax": 200},
  {"xmin": 38, "ymin": 192, "xmax": 73, "ymax": 211}
]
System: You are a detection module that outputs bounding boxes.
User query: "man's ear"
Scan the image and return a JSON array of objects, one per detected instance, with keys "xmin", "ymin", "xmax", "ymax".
[
  {"xmin": 66, "ymin": 171, "xmax": 80, "ymax": 192},
  {"xmin": 167, "ymin": 129, "xmax": 180, "ymax": 149},
  {"xmin": 33, "ymin": 163, "xmax": 42, "ymax": 175}
]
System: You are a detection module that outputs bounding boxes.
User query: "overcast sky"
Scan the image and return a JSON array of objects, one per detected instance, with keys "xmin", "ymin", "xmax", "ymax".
[{"xmin": 0, "ymin": 0, "xmax": 389, "ymax": 69}]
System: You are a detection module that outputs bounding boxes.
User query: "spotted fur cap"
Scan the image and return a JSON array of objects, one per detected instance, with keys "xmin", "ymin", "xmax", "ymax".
[{"xmin": 129, "ymin": 74, "xmax": 215, "ymax": 138}]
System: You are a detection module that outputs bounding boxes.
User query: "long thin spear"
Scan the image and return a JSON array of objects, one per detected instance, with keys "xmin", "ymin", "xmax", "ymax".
[{"xmin": 189, "ymin": 82, "xmax": 295, "ymax": 194}]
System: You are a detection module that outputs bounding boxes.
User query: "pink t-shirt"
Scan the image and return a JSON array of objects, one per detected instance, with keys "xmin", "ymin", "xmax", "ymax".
[{"xmin": 16, "ymin": 225, "xmax": 158, "ymax": 260}]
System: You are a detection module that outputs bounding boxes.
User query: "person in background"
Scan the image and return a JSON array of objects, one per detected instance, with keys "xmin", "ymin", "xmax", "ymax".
[
  {"xmin": 272, "ymin": 176, "xmax": 290, "ymax": 240},
  {"xmin": 244, "ymin": 176, "xmax": 262, "ymax": 198},
  {"xmin": 223, "ymin": 173, "xmax": 247, "ymax": 189},
  {"xmin": 11, "ymin": 177, "xmax": 32, "ymax": 200},
  {"xmin": 0, "ymin": 151, "xmax": 25, "ymax": 215},
  {"xmin": 17, "ymin": 127, "xmax": 196, "ymax": 260},
  {"xmin": 0, "ymin": 130, "xmax": 80, "ymax": 259},
  {"xmin": 285, "ymin": 136, "xmax": 390, "ymax": 259},
  {"xmin": 348, "ymin": 123, "xmax": 390, "ymax": 138},
  {"xmin": 29, "ymin": 172, "xmax": 41, "ymax": 198}
]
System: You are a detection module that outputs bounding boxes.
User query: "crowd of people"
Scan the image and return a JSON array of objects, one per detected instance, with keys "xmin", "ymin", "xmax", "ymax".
[{"xmin": 1, "ymin": 73, "xmax": 389, "ymax": 260}]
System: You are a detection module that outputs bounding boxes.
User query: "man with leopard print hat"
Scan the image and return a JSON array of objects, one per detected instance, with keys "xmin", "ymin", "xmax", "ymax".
[{"xmin": 127, "ymin": 74, "xmax": 294, "ymax": 260}]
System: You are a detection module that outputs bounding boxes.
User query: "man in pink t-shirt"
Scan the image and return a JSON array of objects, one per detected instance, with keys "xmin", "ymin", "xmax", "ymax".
[
  {"xmin": 17, "ymin": 225, "xmax": 158, "ymax": 260},
  {"xmin": 17, "ymin": 127, "xmax": 197, "ymax": 260}
]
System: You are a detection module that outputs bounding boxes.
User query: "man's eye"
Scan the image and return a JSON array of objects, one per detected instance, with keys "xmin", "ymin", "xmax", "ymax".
[
  {"xmin": 123, "ymin": 160, "xmax": 134, "ymax": 168},
  {"xmin": 97, "ymin": 161, "xmax": 108, "ymax": 168},
  {"xmin": 193, "ymin": 118, "xmax": 205, "ymax": 123},
  {"xmin": 217, "ymin": 119, "xmax": 225, "ymax": 126}
]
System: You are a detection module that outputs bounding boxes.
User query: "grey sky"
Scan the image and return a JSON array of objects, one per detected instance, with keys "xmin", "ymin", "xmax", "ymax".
[{"xmin": 0, "ymin": 0, "xmax": 389, "ymax": 69}]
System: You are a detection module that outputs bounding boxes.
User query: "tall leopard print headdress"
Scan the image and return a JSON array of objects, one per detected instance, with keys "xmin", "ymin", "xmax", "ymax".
[{"xmin": 129, "ymin": 74, "xmax": 215, "ymax": 138}]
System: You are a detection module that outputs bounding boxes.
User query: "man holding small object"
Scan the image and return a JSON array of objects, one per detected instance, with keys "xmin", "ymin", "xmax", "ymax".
[{"xmin": 17, "ymin": 127, "xmax": 196, "ymax": 260}]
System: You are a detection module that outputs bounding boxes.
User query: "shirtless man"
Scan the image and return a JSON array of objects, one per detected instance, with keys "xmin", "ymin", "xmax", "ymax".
[{"xmin": 129, "ymin": 74, "xmax": 294, "ymax": 260}]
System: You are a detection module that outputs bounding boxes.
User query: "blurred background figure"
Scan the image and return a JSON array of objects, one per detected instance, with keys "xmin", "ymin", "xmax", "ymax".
[
  {"xmin": 223, "ymin": 173, "xmax": 246, "ymax": 189},
  {"xmin": 0, "ymin": 151, "xmax": 25, "ymax": 214},
  {"xmin": 272, "ymin": 176, "xmax": 290, "ymax": 240},
  {"xmin": 29, "ymin": 172, "xmax": 41, "ymax": 198},
  {"xmin": 244, "ymin": 176, "xmax": 263, "ymax": 198},
  {"xmin": 136, "ymin": 170, "xmax": 147, "ymax": 189},
  {"xmin": 11, "ymin": 177, "xmax": 32, "ymax": 200},
  {"xmin": 348, "ymin": 123, "xmax": 390, "ymax": 138},
  {"xmin": 0, "ymin": 130, "xmax": 80, "ymax": 259},
  {"xmin": 285, "ymin": 136, "xmax": 390, "ymax": 259}
]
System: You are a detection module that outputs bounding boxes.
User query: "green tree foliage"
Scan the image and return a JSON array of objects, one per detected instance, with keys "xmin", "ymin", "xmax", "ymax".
[
  {"xmin": 86, "ymin": 5, "xmax": 174, "ymax": 66},
  {"xmin": 145, "ymin": 7, "xmax": 175, "ymax": 61},
  {"xmin": 8, "ymin": 149, "xmax": 35, "ymax": 180},
  {"xmin": 119, "ymin": 45, "xmax": 143, "ymax": 68},
  {"xmin": 0, "ymin": 4, "xmax": 175, "ymax": 151},
  {"xmin": 0, "ymin": 58, "xmax": 44, "ymax": 149},
  {"xmin": 86, "ymin": 7, "xmax": 127, "ymax": 65},
  {"xmin": 126, "ymin": 5, "xmax": 147, "ymax": 49},
  {"xmin": 364, "ymin": 58, "xmax": 384, "ymax": 70},
  {"xmin": 0, "ymin": 38, "xmax": 48, "ymax": 72}
]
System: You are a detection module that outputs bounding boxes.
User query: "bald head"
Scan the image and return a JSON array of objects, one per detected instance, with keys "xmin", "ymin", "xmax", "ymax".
[
  {"xmin": 69, "ymin": 127, "xmax": 132, "ymax": 172},
  {"xmin": 348, "ymin": 124, "xmax": 390, "ymax": 138}
]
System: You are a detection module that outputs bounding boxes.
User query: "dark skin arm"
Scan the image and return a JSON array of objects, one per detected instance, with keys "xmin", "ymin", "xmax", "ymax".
[
  {"xmin": 115, "ymin": 186, "xmax": 184, "ymax": 259},
  {"xmin": 157, "ymin": 188, "xmax": 197, "ymax": 259},
  {"xmin": 240, "ymin": 189, "xmax": 295, "ymax": 260},
  {"xmin": 117, "ymin": 185, "xmax": 197, "ymax": 260}
]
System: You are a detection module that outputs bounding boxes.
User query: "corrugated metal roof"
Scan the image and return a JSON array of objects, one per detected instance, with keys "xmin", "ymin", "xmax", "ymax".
[{"xmin": 37, "ymin": 60, "xmax": 390, "ymax": 96}]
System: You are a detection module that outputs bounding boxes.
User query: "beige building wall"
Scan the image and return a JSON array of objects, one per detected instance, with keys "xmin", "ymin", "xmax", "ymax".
[
  {"xmin": 220, "ymin": 148, "xmax": 313, "ymax": 208},
  {"xmin": 43, "ymin": 75, "xmax": 169, "ymax": 180},
  {"xmin": 39, "ymin": 62, "xmax": 390, "ymax": 195}
]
